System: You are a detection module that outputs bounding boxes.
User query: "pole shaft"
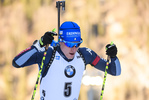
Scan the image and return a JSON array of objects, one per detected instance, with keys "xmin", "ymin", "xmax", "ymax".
[{"xmin": 100, "ymin": 56, "xmax": 110, "ymax": 100}]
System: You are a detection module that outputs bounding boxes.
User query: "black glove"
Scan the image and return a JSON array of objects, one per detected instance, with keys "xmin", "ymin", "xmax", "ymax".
[
  {"xmin": 39, "ymin": 31, "xmax": 57, "ymax": 47},
  {"xmin": 106, "ymin": 43, "xmax": 117, "ymax": 57}
]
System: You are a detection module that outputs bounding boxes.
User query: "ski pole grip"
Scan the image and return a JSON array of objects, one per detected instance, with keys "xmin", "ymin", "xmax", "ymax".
[
  {"xmin": 45, "ymin": 28, "xmax": 57, "ymax": 51},
  {"xmin": 52, "ymin": 28, "xmax": 56, "ymax": 33},
  {"xmin": 110, "ymin": 41, "xmax": 114, "ymax": 45},
  {"xmin": 106, "ymin": 41, "xmax": 114, "ymax": 50},
  {"xmin": 107, "ymin": 41, "xmax": 114, "ymax": 60}
]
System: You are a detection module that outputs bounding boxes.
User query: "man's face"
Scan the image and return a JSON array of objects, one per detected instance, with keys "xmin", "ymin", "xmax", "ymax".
[{"xmin": 59, "ymin": 42, "xmax": 79, "ymax": 59}]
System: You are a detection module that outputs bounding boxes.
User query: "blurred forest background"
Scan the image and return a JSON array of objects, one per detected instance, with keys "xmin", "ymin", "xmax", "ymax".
[{"xmin": 0, "ymin": 0, "xmax": 149, "ymax": 100}]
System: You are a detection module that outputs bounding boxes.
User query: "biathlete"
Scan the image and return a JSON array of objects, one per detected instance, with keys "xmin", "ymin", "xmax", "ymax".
[{"xmin": 12, "ymin": 21, "xmax": 121, "ymax": 100}]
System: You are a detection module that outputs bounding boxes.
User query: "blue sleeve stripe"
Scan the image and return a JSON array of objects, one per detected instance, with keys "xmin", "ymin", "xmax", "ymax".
[
  {"xmin": 15, "ymin": 48, "xmax": 37, "ymax": 66},
  {"xmin": 115, "ymin": 58, "xmax": 121, "ymax": 76}
]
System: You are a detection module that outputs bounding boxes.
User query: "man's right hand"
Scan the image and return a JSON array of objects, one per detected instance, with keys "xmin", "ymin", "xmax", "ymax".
[{"xmin": 39, "ymin": 31, "xmax": 57, "ymax": 47}]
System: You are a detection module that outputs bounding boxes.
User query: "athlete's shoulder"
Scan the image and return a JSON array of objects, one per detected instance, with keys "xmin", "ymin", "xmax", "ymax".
[
  {"xmin": 78, "ymin": 47, "xmax": 97, "ymax": 64},
  {"xmin": 78, "ymin": 47, "xmax": 96, "ymax": 56}
]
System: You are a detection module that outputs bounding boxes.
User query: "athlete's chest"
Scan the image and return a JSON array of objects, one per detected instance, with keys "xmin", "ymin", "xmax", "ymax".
[
  {"xmin": 40, "ymin": 52, "xmax": 85, "ymax": 100},
  {"xmin": 47, "ymin": 52, "xmax": 85, "ymax": 79}
]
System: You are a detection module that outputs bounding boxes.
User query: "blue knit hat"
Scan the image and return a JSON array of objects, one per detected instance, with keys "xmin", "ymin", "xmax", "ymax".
[{"xmin": 59, "ymin": 21, "xmax": 82, "ymax": 42}]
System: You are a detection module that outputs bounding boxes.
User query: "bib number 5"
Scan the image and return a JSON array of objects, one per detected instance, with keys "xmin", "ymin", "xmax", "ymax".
[{"xmin": 64, "ymin": 82, "xmax": 72, "ymax": 97}]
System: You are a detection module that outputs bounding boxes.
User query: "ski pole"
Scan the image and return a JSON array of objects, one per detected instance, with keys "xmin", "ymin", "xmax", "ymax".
[
  {"xmin": 100, "ymin": 42, "xmax": 113, "ymax": 100},
  {"xmin": 31, "ymin": 28, "xmax": 56, "ymax": 100}
]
